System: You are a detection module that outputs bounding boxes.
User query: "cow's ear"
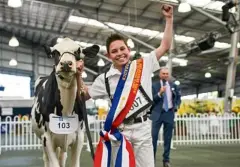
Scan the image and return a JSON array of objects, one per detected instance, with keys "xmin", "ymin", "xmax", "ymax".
[
  {"xmin": 82, "ymin": 45, "xmax": 100, "ymax": 58},
  {"xmin": 75, "ymin": 48, "xmax": 84, "ymax": 60},
  {"xmin": 43, "ymin": 45, "xmax": 54, "ymax": 58}
]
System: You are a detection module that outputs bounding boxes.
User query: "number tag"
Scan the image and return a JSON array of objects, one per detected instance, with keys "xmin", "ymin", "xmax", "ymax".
[
  {"xmin": 126, "ymin": 90, "xmax": 149, "ymax": 118},
  {"xmin": 49, "ymin": 114, "xmax": 79, "ymax": 134}
]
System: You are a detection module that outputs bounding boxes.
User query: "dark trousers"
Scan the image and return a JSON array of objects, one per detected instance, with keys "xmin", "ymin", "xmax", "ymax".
[{"xmin": 151, "ymin": 109, "xmax": 174, "ymax": 163}]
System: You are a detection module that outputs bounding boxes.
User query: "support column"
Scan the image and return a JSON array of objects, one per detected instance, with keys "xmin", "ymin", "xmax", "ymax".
[
  {"xmin": 31, "ymin": 50, "xmax": 39, "ymax": 97},
  {"xmin": 224, "ymin": 5, "xmax": 239, "ymax": 112},
  {"xmin": 33, "ymin": 52, "xmax": 39, "ymax": 81},
  {"xmin": 196, "ymin": 85, "xmax": 200, "ymax": 99},
  {"xmin": 217, "ymin": 84, "xmax": 223, "ymax": 97},
  {"xmin": 191, "ymin": 5, "xmax": 226, "ymax": 26}
]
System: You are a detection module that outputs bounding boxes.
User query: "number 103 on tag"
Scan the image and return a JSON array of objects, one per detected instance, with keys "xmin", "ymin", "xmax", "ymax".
[
  {"xmin": 49, "ymin": 113, "xmax": 79, "ymax": 134},
  {"xmin": 58, "ymin": 122, "xmax": 70, "ymax": 129}
]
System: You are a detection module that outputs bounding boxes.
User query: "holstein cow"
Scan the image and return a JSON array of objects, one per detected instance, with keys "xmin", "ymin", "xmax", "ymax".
[{"xmin": 31, "ymin": 38, "xmax": 99, "ymax": 167}]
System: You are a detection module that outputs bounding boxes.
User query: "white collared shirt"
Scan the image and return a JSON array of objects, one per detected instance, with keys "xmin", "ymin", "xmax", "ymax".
[
  {"xmin": 160, "ymin": 80, "xmax": 173, "ymax": 109},
  {"xmin": 88, "ymin": 50, "xmax": 160, "ymax": 116}
]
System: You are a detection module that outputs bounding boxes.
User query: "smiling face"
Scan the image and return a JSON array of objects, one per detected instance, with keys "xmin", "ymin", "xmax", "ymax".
[
  {"xmin": 108, "ymin": 40, "xmax": 131, "ymax": 69},
  {"xmin": 106, "ymin": 34, "xmax": 131, "ymax": 70}
]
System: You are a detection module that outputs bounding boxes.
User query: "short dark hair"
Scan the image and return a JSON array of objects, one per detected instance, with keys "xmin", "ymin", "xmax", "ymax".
[{"xmin": 106, "ymin": 33, "xmax": 128, "ymax": 53}]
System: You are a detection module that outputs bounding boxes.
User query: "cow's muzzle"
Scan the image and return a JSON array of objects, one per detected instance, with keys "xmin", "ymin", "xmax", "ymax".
[{"xmin": 60, "ymin": 61, "xmax": 73, "ymax": 72}]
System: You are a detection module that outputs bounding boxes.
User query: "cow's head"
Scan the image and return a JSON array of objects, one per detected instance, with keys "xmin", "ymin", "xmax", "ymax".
[{"xmin": 44, "ymin": 38, "xmax": 99, "ymax": 79}]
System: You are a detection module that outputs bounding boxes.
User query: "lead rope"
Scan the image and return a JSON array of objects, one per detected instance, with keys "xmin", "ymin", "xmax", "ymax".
[
  {"xmin": 78, "ymin": 72, "xmax": 85, "ymax": 94},
  {"xmin": 76, "ymin": 72, "xmax": 95, "ymax": 159}
]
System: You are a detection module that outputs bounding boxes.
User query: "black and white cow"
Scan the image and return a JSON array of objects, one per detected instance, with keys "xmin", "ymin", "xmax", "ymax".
[{"xmin": 31, "ymin": 38, "xmax": 99, "ymax": 167}]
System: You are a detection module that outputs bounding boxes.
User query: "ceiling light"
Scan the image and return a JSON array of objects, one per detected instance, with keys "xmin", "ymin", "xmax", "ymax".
[
  {"xmin": 186, "ymin": 0, "xmax": 211, "ymax": 7},
  {"xmin": 9, "ymin": 36, "xmax": 19, "ymax": 47},
  {"xmin": 178, "ymin": 1, "xmax": 191, "ymax": 13},
  {"xmin": 97, "ymin": 58, "xmax": 105, "ymax": 67},
  {"xmin": 214, "ymin": 41, "xmax": 231, "ymax": 48},
  {"xmin": 88, "ymin": 19, "xmax": 106, "ymax": 28},
  {"xmin": 69, "ymin": 16, "xmax": 88, "ymax": 24},
  {"xmin": 179, "ymin": 61, "xmax": 187, "ymax": 66},
  {"xmin": 8, "ymin": 0, "xmax": 22, "ymax": 8},
  {"xmin": 127, "ymin": 38, "xmax": 135, "ymax": 48},
  {"xmin": 123, "ymin": 26, "xmax": 142, "ymax": 34},
  {"xmin": 205, "ymin": 72, "xmax": 211, "ymax": 78},
  {"xmin": 174, "ymin": 80, "xmax": 180, "ymax": 85},
  {"xmin": 152, "ymin": 73, "xmax": 154, "ymax": 77},
  {"xmin": 140, "ymin": 29, "xmax": 159, "ymax": 37},
  {"xmin": 175, "ymin": 35, "xmax": 195, "ymax": 43},
  {"xmin": 9, "ymin": 58, "xmax": 18, "ymax": 66}
]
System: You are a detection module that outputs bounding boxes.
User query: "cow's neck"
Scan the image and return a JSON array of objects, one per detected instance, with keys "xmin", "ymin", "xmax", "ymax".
[
  {"xmin": 56, "ymin": 73, "xmax": 75, "ymax": 89},
  {"xmin": 56, "ymin": 76, "xmax": 77, "ymax": 116}
]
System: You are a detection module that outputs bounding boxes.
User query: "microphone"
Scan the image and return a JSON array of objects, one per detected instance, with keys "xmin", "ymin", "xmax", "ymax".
[{"xmin": 162, "ymin": 79, "xmax": 166, "ymax": 86}]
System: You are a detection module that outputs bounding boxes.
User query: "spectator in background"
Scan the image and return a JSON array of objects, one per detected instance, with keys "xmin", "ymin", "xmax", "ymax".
[{"xmin": 150, "ymin": 67, "xmax": 181, "ymax": 167}]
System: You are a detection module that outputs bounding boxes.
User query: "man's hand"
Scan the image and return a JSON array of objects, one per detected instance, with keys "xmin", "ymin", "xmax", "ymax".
[
  {"xmin": 75, "ymin": 59, "xmax": 91, "ymax": 100},
  {"xmin": 162, "ymin": 4, "xmax": 173, "ymax": 19},
  {"xmin": 159, "ymin": 86, "xmax": 166, "ymax": 95},
  {"xmin": 76, "ymin": 59, "xmax": 84, "ymax": 76}
]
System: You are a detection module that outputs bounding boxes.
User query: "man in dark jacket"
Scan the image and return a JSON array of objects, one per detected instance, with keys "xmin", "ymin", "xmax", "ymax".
[{"xmin": 150, "ymin": 67, "xmax": 181, "ymax": 167}]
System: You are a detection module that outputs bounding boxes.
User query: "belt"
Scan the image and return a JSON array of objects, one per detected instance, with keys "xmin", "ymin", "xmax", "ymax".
[
  {"xmin": 123, "ymin": 114, "xmax": 148, "ymax": 125},
  {"xmin": 162, "ymin": 107, "xmax": 173, "ymax": 112}
]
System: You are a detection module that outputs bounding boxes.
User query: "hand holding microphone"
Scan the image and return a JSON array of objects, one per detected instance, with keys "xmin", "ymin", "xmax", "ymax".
[{"xmin": 159, "ymin": 79, "xmax": 167, "ymax": 96}]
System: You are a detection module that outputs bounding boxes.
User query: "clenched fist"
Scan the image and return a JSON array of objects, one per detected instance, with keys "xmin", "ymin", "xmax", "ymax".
[
  {"xmin": 159, "ymin": 86, "xmax": 166, "ymax": 96},
  {"xmin": 162, "ymin": 4, "xmax": 173, "ymax": 19}
]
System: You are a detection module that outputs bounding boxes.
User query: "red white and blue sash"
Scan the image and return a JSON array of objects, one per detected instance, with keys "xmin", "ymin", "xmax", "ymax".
[{"xmin": 94, "ymin": 59, "xmax": 144, "ymax": 167}]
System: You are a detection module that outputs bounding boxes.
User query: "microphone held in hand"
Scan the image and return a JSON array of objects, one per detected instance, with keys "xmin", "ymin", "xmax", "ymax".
[{"xmin": 162, "ymin": 79, "xmax": 166, "ymax": 86}]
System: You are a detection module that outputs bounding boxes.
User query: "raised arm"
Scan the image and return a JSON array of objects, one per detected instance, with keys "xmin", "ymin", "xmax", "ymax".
[{"xmin": 156, "ymin": 5, "xmax": 173, "ymax": 60}]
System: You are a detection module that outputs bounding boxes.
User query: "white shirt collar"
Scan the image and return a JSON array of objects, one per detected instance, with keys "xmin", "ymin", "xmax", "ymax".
[
  {"xmin": 160, "ymin": 80, "xmax": 169, "ymax": 86},
  {"xmin": 106, "ymin": 64, "xmax": 121, "ymax": 78}
]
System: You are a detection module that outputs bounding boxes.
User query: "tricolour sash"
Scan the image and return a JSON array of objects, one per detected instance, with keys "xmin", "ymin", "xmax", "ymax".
[{"xmin": 94, "ymin": 59, "xmax": 144, "ymax": 167}]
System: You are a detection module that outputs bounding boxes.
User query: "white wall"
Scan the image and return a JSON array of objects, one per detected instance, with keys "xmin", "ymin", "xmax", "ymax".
[{"xmin": 0, "ymin": 74, "xmax": 31, "ymax": 98}]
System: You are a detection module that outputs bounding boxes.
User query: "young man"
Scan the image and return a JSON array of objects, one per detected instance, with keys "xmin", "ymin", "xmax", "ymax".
[{"xmin": 77, "ymin": 5, "xmax": 173, "ymax": 167}]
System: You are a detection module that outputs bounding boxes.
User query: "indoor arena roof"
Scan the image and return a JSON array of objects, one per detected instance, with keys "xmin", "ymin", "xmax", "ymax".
[{"xmin": 0, "ymin": 0, "xmax": 240, "ymax": 91}]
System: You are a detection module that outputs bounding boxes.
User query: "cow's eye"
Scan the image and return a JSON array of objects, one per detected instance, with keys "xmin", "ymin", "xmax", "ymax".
[
  {"xmin": 75, "ymin": 48, "xmax": 82, "ymax": 60},
  {"xmin": 51, "ymin": 50, "xmax": 60, "ymax": 58}
]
